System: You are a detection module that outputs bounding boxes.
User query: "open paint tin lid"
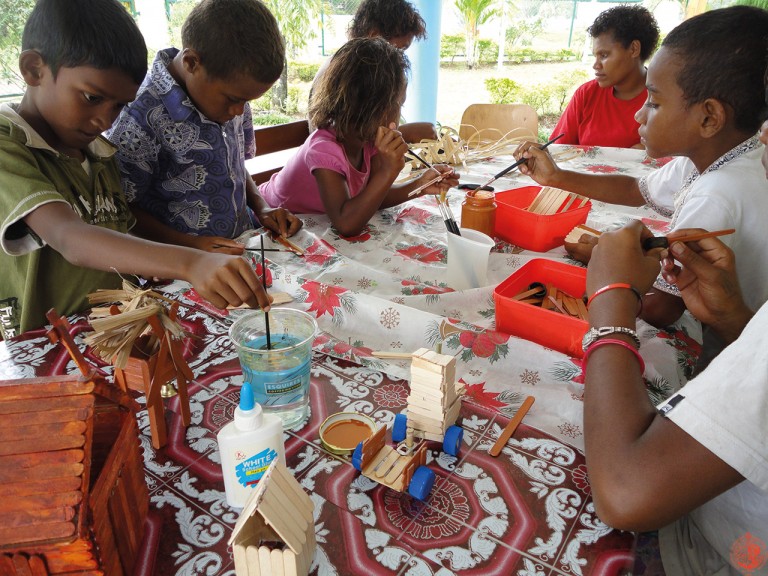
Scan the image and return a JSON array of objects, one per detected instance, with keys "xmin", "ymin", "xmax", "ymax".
[{"xmin": 319, "ymin": 412, "xmax": 377, "ymax": 455}]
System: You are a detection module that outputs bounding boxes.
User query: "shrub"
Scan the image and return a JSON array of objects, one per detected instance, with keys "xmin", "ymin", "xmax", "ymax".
[
  {"xmin": 252, "ymin": 112, "xmax": 293, "ymax": 126},
  {"xmin": 485, "ymin": 78, "xmax": 521, "ymax": 104},
  {"xmin": 551, "ymin": 69, "xmax": 590, "ymax": 113},
  {"xmin": 290, "ymin": 62, "xmax": 320, "ymax": 83},
  {"xmin": 476, "ymin": 39, "xmax": 499, "ymax": 64},
  {"xmin": 440, "ymin": 34, "xmax": 464, "ymax": 62}
]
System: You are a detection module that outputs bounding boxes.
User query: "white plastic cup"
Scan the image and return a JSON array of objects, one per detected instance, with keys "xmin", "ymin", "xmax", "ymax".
[{"xmin": 446, "ymin": 228, "xmax": 495, "ymax": 290}]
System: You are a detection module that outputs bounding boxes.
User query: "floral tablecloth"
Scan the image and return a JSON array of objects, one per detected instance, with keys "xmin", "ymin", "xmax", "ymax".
[
  {"xmin": 225, "ymin": 144, "xmax": 700, "ymax": 451},
  {"xmin": 0, "ymin": 145, "xmax": 688, "ymax": 575}
]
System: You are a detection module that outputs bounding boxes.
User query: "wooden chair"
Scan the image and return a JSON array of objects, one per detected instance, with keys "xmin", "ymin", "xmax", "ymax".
[
  {"xmin": 458, "ymin": 103, "xmax": 538, "ymax": 143},
  {"xmin": 245, "ymin": 119, "xmax": 310, "ymax": 185}
]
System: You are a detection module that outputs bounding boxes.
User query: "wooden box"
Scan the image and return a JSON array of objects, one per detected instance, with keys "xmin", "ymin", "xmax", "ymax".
[{"xmin": 0, "ymin": 375, "xmax": 147, "ymax": 575}]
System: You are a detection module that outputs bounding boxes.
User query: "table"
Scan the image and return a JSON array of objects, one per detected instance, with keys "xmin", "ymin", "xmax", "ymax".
[{"xmin": 0, "ymin": 144, "xmax": 695, "ymax": 575}]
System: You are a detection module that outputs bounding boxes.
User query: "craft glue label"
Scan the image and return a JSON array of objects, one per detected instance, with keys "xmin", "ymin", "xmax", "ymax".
[{"xmin": 235, "ymin": 447, "xmax": 278, "ymax": 487}]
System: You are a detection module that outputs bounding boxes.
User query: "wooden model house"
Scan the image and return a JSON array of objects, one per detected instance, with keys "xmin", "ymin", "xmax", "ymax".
[
  {"xmin": 229, "ymin": 460, "xmax": 316, "ymax": 576},
  {"xmin": 0, "ymin": 312, "xmax": 147, "ymax": 575}
]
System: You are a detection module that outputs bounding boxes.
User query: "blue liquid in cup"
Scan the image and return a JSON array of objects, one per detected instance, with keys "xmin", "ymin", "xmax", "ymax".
[{"xmin": 240, "ymin": 334, "xmax": 311, "ymax": 428}]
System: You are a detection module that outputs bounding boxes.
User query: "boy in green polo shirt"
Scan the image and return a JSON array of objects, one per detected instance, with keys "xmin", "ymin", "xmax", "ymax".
[{"xmin": 0, "ymin": 0, "xmax": 271, "ymax": 338}]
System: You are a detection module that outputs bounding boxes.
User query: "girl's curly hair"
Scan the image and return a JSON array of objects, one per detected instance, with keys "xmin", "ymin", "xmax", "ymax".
[{"xmin": 309, "ymin": 37, "xmax": 410, "ymax": 143}]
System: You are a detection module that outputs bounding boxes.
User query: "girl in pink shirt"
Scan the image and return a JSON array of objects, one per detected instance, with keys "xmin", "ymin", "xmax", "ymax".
[{"xmin": 259, "ymin": 37, "xmax": 458, "ymax": 237}]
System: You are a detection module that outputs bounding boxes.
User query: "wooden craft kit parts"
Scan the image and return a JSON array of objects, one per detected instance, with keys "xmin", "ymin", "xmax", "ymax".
[
  {"xmin": 229, "ymin": 460, "xmax": 316, "ymax": 576},
  {"xmin": 526, "ymin": 186, "xmax": 588, "ymax": 216},
  {"xmin": 511, "ymin": 282, "xmax": 589, "ymax": 321}
]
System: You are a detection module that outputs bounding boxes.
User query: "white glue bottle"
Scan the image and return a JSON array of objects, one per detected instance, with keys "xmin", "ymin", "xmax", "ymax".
[{"xmin": 217, "ymin": 381, "xmax": 286, "ymax": 509}]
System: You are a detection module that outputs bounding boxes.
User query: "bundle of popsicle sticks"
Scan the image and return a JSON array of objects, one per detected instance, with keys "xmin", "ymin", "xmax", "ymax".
[
  {"xmin": 513, "ymin": 283, "xmax": 589, "ymax": 321},
  {"xmin": 527, "ymin": 186, "xmax": 588, "ymax": 215}
]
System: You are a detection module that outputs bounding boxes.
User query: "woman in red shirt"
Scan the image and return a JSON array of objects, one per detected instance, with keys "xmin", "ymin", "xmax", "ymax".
[{"xmin": 551, "ymin": 5, "xmax": 659, "ymax": 148}]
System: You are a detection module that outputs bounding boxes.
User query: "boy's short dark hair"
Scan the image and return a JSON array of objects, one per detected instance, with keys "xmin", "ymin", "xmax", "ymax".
[
  {"xmin": 349, "ymin": 0, "xmax": 427, "ymax": 43},
  {"xmin": 22, "ymin": 0, "xmax": 147, "ymax": 84},
  {"xmin": 663, "ymin": 6, "xmax": 768, "ymax": 134},
  {"xmin": 309, "ymin": 37, "xmax": 409, "ymax": 143},
  {"xmin": 182, "ymin": 0, "xmax": 285, "ymax": 84},
  {"xmin": 588, "ymin": 5, "xmax": 659, "ymax": 62}
]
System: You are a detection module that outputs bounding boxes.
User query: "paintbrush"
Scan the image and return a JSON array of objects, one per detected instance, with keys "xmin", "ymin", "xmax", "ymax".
[
  {"xmin": 473, "ymin": 132, "xmax": 565, "ymax": 194},
  {"xmin": 244, "ymin": 247, "xmax": 289, "ymax": 253},
  {"xmin": 260, "ymin": 236, "xmax": 272, "ymax": 350},
  {"xmin": 405, "ymin": 152, "xmax": 461, "ymax": 235},
  {"xmin": 642, "ymin": 228, "xmax": 736, "ymax": 250}
]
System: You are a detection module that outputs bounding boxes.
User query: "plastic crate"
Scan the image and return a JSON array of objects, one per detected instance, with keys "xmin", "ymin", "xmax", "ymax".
[
  {"xmin": 494, "ymin": 258, "xmax": 588, "ymax": 358},
  {"xmin": 495, "ymin": 185, "xmax": 591, "ymax": 252}
]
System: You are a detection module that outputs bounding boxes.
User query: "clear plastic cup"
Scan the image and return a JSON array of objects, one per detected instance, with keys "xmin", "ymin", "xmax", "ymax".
[
  {"xmin": 229, "ymin": 309, "xmax": 317, "ymax": 429},
  {"xmin": 446, "ymin": 228, "xmax": 495, "ymax": 289}
]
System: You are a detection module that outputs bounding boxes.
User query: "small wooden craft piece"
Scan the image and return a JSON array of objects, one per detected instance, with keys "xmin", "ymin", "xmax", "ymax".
[
  {"xmin": 489, "ymin": 396, "xmax": 535, "ymax": 457},
  {"xmin": 229, "ymin": 460, "xmax": 316, "ymax": 576},
  {"xmin": 527, "ymin": 187, "xmax": 588, "ymax": 215},
  {"xmin": 512, "ymin": 284, "xmax": 588, "ymax": 321},
  {"xmin": 564, "ymin": 224, "xmax": 601, "ymax": 244}
]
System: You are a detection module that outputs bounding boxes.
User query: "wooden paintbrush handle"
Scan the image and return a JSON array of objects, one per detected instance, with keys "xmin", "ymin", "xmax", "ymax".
[{"xmin": 489, "ymin": 395, "xmax": 535, "ymax": 457}]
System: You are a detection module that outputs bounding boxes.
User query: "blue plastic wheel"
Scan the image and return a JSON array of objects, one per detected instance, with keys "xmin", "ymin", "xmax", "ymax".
[
  {"xmin": 352, "ymin": 442, "xmax": 364, "ymax": 471},
  {"xmin": 408, "ymin": 466, "xmax": 435, "ymax": 500},
  {"xmin": 443, "ymin": 425, "xmax": 463, "ymax": 457},
  {"xmin": 392, "ymin": 412, "xmax": 408, "ymax": 443}
]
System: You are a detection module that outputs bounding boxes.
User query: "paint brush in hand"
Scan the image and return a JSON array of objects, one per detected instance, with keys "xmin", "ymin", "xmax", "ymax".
[
  {"xmin": 473, "ymin": 132, "xmax": 565, "ymax": 194},
  {"xmin": 260, "ymin": 235, "xmax": 271, "ymax": 350}
]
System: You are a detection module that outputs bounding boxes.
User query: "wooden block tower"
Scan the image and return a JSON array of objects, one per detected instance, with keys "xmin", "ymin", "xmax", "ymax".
[
  {"xmin": 406, "ymin": 348, "xmax": 462, "ymax": 442},
  {"xmin": 229, "ymin": 460, "xmax": 316, "ymax": 576}
]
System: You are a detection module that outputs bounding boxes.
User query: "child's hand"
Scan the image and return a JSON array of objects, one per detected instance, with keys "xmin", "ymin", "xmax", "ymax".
[
  {"xmin": 192, "ymin": 235, "xmax": 245, "ymax": 255},
  {"xmin": 416, "ymin": 165, "xmax": 460, "ymax": 196},
  {"xmin": 258, "ymin": 207, "xmax": 303, "ymax": 238},
  {"xmin": 564, "ymin": 234, "xmax": 598, "ymax": 264},
  {"xmin": 372, "ymin": 124, "xmax": 408, "ymax": 180},
  {"xmin": 587, "ymin": 220, "xmax": 660, "ymax": 297},
  {"xmin": 188, "ymin": 253, "xmax": 272, "ymax": 311},
  {"xmin": 514, "ymin": 140, "xmax": 559, "ymax": 184}
]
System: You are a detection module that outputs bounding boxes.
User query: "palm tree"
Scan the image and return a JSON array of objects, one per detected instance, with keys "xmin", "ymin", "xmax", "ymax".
[
  {"xmin": 455, "ymin": 0, "xmax": 499, "ymax": 69},
  {"xmin": 262, "ymin": 0, "xmax": 322, "ymax": 112}
]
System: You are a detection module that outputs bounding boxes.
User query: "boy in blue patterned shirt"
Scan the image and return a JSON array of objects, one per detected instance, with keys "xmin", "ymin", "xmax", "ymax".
[{"xmin": 108, "ymin": 0, "xmax": 302, "ymax": 256}]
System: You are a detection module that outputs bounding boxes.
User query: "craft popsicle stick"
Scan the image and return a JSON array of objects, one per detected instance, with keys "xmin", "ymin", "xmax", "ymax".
[{"xmin": 489, "ymin": 396, "xmax": 535, "ymax": 457}]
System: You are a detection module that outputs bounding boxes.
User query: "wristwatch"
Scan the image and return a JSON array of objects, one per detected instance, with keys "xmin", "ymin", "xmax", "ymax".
[{"xmin": 581, "ymin": 326, "xmax": 641, "ymax": 351}]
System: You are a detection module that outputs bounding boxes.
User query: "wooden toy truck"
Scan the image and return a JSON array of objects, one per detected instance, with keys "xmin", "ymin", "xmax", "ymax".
[{"xmin": 352, "ymin": 348, "xmax": 464, "ymax": 500}]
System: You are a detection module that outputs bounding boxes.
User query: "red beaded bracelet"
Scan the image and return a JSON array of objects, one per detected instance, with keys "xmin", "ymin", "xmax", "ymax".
[
  {"xmin": 583, "ymin": 338, "xmax": 645, "ymax": 374},
  {"xmin": 586, "ymin": 282, "xmax": 643, "ymax": 316}
]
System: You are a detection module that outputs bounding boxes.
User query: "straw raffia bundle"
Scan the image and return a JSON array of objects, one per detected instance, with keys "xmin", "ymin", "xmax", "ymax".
[{"xmin": 85, "ymin": 281, "xmax": 186, "ymax": 369}]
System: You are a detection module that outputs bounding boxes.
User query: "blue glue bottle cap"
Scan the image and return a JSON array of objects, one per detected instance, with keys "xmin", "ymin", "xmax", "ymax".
[{"xmin": 234, "ymin": 382, "xmax": 262, "ymax": 431}]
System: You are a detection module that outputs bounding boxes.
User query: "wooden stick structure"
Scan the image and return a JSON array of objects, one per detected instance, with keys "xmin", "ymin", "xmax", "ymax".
[
  {"xmin": 229, "ymin": 460, "xmax": 316, "ymax": 576},
  {"xmin": 489, "ymin": 396, "xmax": 535, "ymax": 457}
]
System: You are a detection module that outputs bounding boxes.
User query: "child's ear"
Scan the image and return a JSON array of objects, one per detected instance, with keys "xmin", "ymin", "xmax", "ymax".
[
  {"xmin": 699, "ymin": 98, "xmax": 727, "ymax": 138},
  {"xmin": 19, "ymin": 50, "xmax": 45, "ymax": 87},
  {"xmin": 629, "ymin": 39, "xmax": 642, "ymax": 59},
  {"xmin": 180, "ymin": 48, "xmax": 203, "ymax": 75}
]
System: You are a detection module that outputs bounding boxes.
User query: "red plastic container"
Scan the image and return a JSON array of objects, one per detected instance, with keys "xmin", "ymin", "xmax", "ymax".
[
  {"xmin": 494, "ymin": 185, "xmax": 591, "ymax": 252},
  {"xmin": 494, "ymin": 259, "xmax": 588, "ymax": 358}
]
